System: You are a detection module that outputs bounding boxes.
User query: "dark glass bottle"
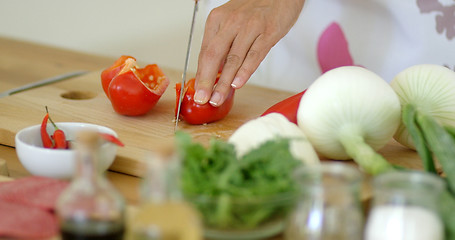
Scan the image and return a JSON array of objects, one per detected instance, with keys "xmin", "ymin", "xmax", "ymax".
[{"xmin": 56, "ymin": 131, "xmax": 126, "ymax": 240}]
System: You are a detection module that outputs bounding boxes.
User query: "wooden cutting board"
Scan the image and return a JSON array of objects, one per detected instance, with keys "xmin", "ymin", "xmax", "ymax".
[
  {"xmin": 0, "ymin": 66, "xmax": 426, "ymax": 177},
  {"xmin": 0, "ymin": 68, "xmax": 295, "ymax": 177}
]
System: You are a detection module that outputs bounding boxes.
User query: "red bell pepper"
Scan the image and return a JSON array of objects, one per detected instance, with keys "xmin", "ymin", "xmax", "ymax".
[
  {"xmin": 175, "ymin": 76, "xmax": 235, "ymax": 125},
  {"xmin": 101, "ymin": 55, "xmax": 134, "ymax": 96},
  {"xmin": 261, "ymin": 90, "xmax": 306, "ymax": 124},
  {"xmin": 101, "ymin": 56, "xmax": 169, "ymax": 116}
]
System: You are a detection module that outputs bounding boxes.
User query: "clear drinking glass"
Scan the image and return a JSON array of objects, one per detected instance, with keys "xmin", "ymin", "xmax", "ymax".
[
  {"xmin": 128, "ymin": 152, "xmax": 203, "ymax": 240},
  {"xmin": 364, "ymin": 170, "xmax": 446, "ymax": 240},
  {"xmin": 285, "ymin": 162, "xmax": 364, "ymax": 240}
]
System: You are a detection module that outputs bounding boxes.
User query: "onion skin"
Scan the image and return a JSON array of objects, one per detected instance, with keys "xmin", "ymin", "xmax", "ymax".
[
  {"xmin": 391, "ymin": 64, "xmax": 455, "ymax": 149},
  {"xmin": 297, "ymin": 66, "xmax": 401, "ymax": 163},
  {"xmin": 228, "ymin": 113, "xmax": 319, "ymax": 165}
]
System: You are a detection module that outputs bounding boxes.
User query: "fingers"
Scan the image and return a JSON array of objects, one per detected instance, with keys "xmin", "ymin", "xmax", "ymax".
[
  {"xmin": 232, "ymin": 34, "xmax": 271, "ymax": 88},
  {"xmin": 211, "ymin": 22, "xmax": 268, "ymax": 106},
  {"xmin": 212, "ymin": 35, "xmax": 272, "ymax": 107},
  {"xmin": 194, "ymin": 0, "xmax": 305, "ymax": 106},
  {"xmin": 194, "ymin": 8, "xmax": 234, "ymax": 105},
  {"xmin": 196, "ymin": 8, "xmax": 269, "ymax": 107}
]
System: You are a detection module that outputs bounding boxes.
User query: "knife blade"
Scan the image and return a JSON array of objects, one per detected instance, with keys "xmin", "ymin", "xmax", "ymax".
[
  {"xmin": 175, "ymin": 0, "xmax": 199, "ymax": 131},
  {"xmin": 0, "ymin": 70, "xmax": 88, "ymax": 98}
]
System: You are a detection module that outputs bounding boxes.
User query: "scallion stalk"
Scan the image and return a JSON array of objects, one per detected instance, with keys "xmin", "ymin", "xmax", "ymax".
[
  {"xmin": 401, "ymin": 104, "xmax": 436, "ymax": 173},
  {"xmin": 416, "ymin": 113, "xmax": 455, "ymax": 193}
]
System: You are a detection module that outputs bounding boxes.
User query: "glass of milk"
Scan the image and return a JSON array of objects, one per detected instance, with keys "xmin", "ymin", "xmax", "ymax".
[
  {"xmin": 284, "ymin": 162, "xmax": 364, "ymax": 240},
  {"xmin": 365, "ymin": 170, "xmax": 446, "ymax": 240}
]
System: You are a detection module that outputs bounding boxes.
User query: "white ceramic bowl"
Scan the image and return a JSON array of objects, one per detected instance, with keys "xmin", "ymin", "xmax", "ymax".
[{"xmin": 15, "ymin": 122, "xmax": 118, "ymax": 179}]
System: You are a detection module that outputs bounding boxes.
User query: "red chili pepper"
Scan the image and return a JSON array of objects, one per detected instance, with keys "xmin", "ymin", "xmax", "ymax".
[
  {"xmin": 98, "ymin": 133, "xmax": 125, "ymax": 147},
  {"xmin": 53, "ymin": 129, "xmax": 67, "ymax": 149},
  {"xmin": 261, "ymin": 89, "xmax": 307, "ymax": 124},
  {"xmin": 40, "ymin": 113, "xmax": 54, "ymax": 148},
  {"xmin": 46, "ymin": 107, "xmax": 67, "ymax": 149}
]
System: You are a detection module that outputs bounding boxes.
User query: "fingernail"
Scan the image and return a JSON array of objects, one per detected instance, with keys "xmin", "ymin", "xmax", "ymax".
[
  {"xmin": 209, "ymin": 92, "xmax": 221, "ymax": 107},
  {"xmin": 194, "ymin": 90, "xmax": 208, "ymax": 104},
  {"xmin": 231, "ymin": 77, "xmax": 241, "ymax": 88}
]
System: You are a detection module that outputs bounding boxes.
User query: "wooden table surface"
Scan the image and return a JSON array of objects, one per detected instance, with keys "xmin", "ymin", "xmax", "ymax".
[{"xmin": 0, "ymin": 36, "xmax": 426, "ymax": 240}]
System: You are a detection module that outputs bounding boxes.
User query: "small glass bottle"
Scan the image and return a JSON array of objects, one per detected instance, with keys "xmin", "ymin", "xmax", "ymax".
[
  {"xmin": 364, "ymin": 170, "xmax": 445, "ymax": 240},
  {"xmin": 56, "ymin": 131, "xmax": 126, "ymax": 240},
  {"xmin": 128, "ymin": 151, "xmax": 202, "ymax": 240},
  {"xmin": 285, "ymin": 162, "xmax": 364, "ymax": 240}
]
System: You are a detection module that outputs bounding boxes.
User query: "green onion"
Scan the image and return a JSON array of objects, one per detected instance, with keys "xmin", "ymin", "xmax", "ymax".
[
  {"xmin": 416, "ymin": 113, "xmax": 455, "ymax": 193},
  {"xmin": 390, "ymin": 64, "xmax": 455, "ymax": 240},
  {"xmin": 401, "ymin": 104, "xmax": 436, "ymax": 173}
]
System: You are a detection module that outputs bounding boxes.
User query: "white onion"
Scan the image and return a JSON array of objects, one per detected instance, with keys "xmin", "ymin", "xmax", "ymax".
[
  {"xmin": 228, "ymin": 113, "xmax": 319, "ymax": 165},
  {"xmin": 391, "ymin": 64, "xmax": 455, "ymax": 149},
  {"xmin": 297, "ymin": 66, "xmax": 401, "ymax": 174}
]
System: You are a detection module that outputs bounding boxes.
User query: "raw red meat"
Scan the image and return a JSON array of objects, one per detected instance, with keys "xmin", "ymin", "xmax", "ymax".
[
  {"xmin": 0, "ymin": 200, "xmax": 58, "ymax": 239},
  {"xmin": 0, "ymin": 176, "xmax": 68, "ymax": 210},
  {"xmin": 0, "ymin": 176, "xmax": 68, "ymax": 239}
]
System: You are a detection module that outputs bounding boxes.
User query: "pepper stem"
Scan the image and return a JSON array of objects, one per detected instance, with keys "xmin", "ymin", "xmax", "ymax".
[{"xmin": 45, "ymin": 106, "xmax": 59, "ymax": 130}]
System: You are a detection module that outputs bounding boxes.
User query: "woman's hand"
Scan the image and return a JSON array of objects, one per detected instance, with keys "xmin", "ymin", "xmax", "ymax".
[{"xmin": 194, "ymin": 0, "xmax": 305, "ymax": 106}]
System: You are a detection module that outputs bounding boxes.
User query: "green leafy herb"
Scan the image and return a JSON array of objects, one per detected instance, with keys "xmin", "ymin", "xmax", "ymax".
[{"xmin": 175, "ymin": 131, "xmax": 303, "ymax": 229}]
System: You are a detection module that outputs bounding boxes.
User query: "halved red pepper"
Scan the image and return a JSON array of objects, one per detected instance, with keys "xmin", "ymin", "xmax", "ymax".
[
  {"xmin": 175, "ymin": 75, "xmax": 235, "ymax": 125},
  {"xmin": 101, "ymin": 56, "xmax": 169, "ymax": 116},
  {"xmin": 261, "ymin": 89, "xmax": 306, "ymax": 124},
  {"xmin": 101, "ymin": 55, "xmax": 134, "ymax": 96}
]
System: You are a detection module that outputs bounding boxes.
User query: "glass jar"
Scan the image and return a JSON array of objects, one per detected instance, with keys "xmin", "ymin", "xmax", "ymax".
[
  {"xmin": 56, "ymin": 131, "xmax": 126, "ymax": 240},
  {"xmin": 285, "ymin": 162, "xmax": 364, "ymax": 240},
  {"xmin": 364, "ymin": 170, "xmax": 446, "ymax": 240},
  {"xmin": 128, "ymin": 152, "xmax": 203, "ymax": 240}
]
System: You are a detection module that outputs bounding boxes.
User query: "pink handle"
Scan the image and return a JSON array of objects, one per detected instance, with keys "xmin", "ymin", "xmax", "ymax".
[{"xmin": 317, "ymin": 22, "xmax": 356, "ymax": 73}]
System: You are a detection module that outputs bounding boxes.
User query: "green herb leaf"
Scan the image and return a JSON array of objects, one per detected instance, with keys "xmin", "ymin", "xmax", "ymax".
[{"xmin": 175, "ymin": 131, "xmax": 302, "ymax": 229}]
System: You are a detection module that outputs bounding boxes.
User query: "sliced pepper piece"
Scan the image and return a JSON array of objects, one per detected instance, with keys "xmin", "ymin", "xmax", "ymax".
[
  {"xmin": 98, "ymin": 133, "xmax": 124, "ymax": 147},
  {"xmin": 101, "ymin": 55, "xmax": 135, "ymax": 96},
  {"xmin": 102, "ymin": 56, "xmax": 169, "ymax": 116},
  {"xmin": 175, "ymin": 74, "xmax": 235, "ymax": 125}
]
